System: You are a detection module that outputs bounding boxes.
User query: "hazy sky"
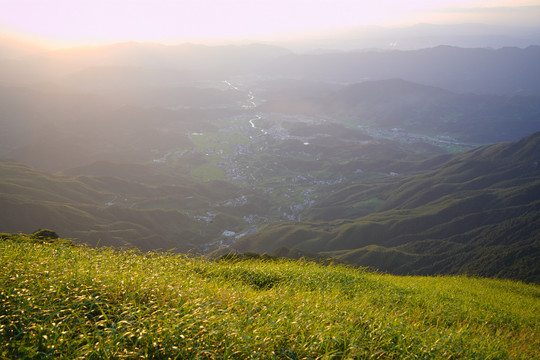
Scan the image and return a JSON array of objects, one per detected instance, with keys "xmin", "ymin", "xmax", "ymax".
[{"xmin": 1, "ymin": 0, "xmax": 539, "ymax": 48}]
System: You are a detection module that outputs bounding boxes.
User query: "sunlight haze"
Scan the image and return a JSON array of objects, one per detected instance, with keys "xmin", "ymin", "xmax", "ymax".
[{"xmin": 1, "ymin": 0, "xmax": 539, "ymax": 48}]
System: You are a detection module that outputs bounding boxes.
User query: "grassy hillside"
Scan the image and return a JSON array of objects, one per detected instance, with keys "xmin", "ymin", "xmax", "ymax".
[
  {"xmin": 233, "ymin": 132, "xmax": 540, "ymax": 282},
  {"xmin": 1, "ymin": 233, "xmax": 538, "ymax": 359}
]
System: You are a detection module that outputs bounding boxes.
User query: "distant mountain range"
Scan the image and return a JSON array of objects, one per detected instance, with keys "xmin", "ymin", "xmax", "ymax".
[
  {"xmin": 230, "ymin": 132, "xmax": 540, "ymax": 282},
  {"xmin": 275, "ymin": 23, "xmax": 540, "ymax": 52},
  {"xmin": 2, "ymin": 41, "xmax": 540, "ymax": 95},
  {"xmin": 258, "ymin": 78, "xmax": 540, "ymax": 143},
  {"xmin": 261, "ymin": 45, "xmax": 540, "ymax": 95}
]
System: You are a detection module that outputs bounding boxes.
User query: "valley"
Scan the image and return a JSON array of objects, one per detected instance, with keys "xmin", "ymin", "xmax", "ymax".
[{"xmin": 1, "ymin": 42, "xmax": 539, "ymax": 282}]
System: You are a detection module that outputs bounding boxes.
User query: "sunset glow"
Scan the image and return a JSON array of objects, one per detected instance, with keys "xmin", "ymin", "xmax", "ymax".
[{"xmin": 1, "ymin": 0, "xmax": 539, "ymax": 48}]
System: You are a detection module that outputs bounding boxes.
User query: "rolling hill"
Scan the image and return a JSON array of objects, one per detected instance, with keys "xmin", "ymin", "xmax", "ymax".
[
  {"xmin": 0, "ymin": 159, "xmax": 269, "ymax": 251},
  {"xmin": 230, "ymin": 131, "xmax": 540, "ymax": 282}
]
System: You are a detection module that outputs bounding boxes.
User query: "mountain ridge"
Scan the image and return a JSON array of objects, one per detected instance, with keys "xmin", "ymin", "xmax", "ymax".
[
  {"xmin": 261, "ymin": 45, "xmax": 540, "ymax": 95},
  {"xmin": 230, "ymin": 132, "xmax": 540, "ymax": 282},
  {"xmin": 259, "ymin": 78, "xmax": 540, "ymax": 143}
]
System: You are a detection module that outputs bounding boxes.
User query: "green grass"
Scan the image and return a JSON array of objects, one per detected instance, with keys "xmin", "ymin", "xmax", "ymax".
[{"xmin": 1, "ymin": 233, "xmax": 538, "ymax": 359}]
